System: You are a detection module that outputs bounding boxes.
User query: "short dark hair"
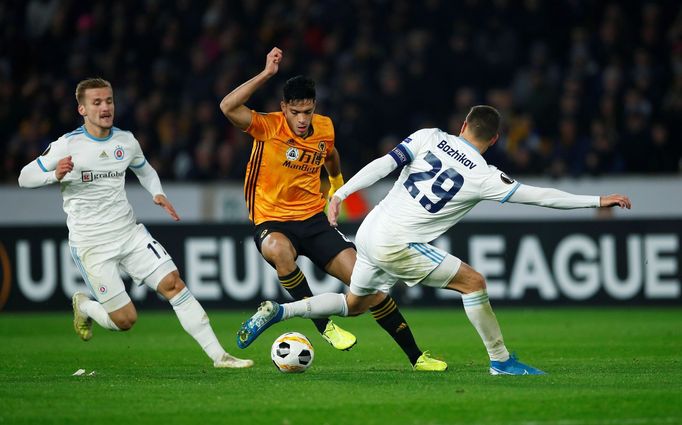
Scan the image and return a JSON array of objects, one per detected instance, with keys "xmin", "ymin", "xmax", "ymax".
[
  {"xmin": 75, "ymin": 78, "xmax": 112, "ymax": 104},
  {"xmin": 465, "ymin": 105, "xmax": 501, "ymax": 141},
  {"xmin": 282, "ymin": 75, "xmax": 316, "ymax": 103}
]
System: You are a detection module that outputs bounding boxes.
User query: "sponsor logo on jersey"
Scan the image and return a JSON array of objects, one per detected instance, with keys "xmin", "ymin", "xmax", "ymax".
[
  {"xmin": 500, "ymin": 172, "xmax": 515, "ymax": 184},
  {"xmin": 282, "ymin": 146, "xmax": 323, "ymax": 171},
  {"xmin": 437, "ymin": 140, "xmax": 477, "ymax": 169},
  {"xmin": 99, "ymin": 150, "xmax": 109, "ymax": 159},
  {"xmin": 114, "ymin": 145, "xmax": 125, "ymax": 160},
  {"xmin": 318, "ymin": 141, "xmax": 326, "ymax": 151},
  {"xmin": 98, "ymin": 285, "xmax": 108, "ymax": 295},
  {"xmin": 81, "ymin": 170, "xmax": 125, "ymax": 182},
  {"xmin": 402, "ymin": 137, "xmax": 412, "ymax": 144},
  {"xmin": 285, "ymin": 147, "xmax": 300, "ymax": 161},
  {"xmin": 282, "ymin": 161, "xmax": 317, "ymax": 172}
]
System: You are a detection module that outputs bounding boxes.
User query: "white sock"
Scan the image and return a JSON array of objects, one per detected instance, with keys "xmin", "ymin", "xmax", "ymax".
[
  {"xmin": 461, "ymin": 289, "xmax": 510, "ymax": 362},
  {"xmin": 169, "ymin": 288, "xmax": 225, "ymax": 363},
  {"xmin": 282, "ymin": 293, "xmax": 348, "ymax": 319},
  {"xmin": 79, "ymin": 298, "xmax": 120, "ymax": 330}
]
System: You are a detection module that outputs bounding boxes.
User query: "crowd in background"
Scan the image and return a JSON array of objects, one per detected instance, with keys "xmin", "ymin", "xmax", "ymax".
[{"xmin": 1, "ymin": 0, "xmax": 681, "ymax": 184}]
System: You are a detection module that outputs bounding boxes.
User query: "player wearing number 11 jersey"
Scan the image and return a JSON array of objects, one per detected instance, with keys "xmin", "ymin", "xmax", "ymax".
[
  {"xmin": 237, "ymin": 105, "xmax": 631, "ymax": 375},
  {"xmin": 18, "ymin": 78, "xmax": 252, "ymax": 369}
]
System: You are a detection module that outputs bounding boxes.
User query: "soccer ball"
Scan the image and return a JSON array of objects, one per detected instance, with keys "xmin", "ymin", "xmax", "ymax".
[{"xmin": 271, "ymin": 332, "xmax": 314, "ymax": 373}]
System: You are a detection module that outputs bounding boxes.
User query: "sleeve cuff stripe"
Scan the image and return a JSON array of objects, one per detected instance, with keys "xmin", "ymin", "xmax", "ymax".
[{"xmin": 37, "ymin": 158, "xmax": 48, "ymax": 172}]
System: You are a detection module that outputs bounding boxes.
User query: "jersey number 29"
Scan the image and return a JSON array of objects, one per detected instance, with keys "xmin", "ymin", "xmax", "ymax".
[{"xmin": 403, "ymin": 151, "xmax": 464, "ymax": 213}]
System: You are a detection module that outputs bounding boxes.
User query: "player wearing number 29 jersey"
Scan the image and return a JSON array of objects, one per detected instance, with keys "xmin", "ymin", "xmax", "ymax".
[{"xmin": 240, "ymin": 105, "xmax": 630, "ymax": 375}]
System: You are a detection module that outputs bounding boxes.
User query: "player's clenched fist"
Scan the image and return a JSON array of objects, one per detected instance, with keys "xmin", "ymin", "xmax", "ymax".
[
  {"xmin": 55, "ymin": 156, "xmax": 74, "ymax": 180},
  {"xmin": 264, "ymin": 47, "xmax": 282, "ymax": 77}
]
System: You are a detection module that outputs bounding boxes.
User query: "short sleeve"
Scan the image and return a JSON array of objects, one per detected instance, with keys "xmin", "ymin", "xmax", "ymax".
[
  {"xmin": 245, "ymin": 110, "xmax": 279, "ymax": 140},
  {"xmin": 479, "ymin": 166, "xmax": 522, "ymax": 203},
  {"xmin": 36, "ymin": 138, "xmax": 69, "ymax": 171}
]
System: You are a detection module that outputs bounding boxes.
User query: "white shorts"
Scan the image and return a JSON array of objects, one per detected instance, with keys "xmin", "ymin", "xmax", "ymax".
[
  {"xmin": 69, "ymin": 224, "xmax": 177, "ymax": 312},
  {"xmin": 349, "ymin": 239, "xmax": 462, "ymax": 297}
]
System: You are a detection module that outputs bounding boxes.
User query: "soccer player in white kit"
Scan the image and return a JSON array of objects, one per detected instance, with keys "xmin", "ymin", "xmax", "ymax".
[
  {"xmin": 18, "ymin": 78, "xmax": 253, "ymax": 369},
  {"xmin": 237, "ymin": 105, "xmax": 631, "ymax": 375}
]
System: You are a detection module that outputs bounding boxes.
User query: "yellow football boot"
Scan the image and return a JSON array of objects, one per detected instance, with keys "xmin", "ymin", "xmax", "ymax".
[
  {"xmin": 321, "ymin": 321, "xmax": 357, "ymax": 351},
  {"xmin": 413, "ymin": 351, "xmax": 448, "ymax": 372}
]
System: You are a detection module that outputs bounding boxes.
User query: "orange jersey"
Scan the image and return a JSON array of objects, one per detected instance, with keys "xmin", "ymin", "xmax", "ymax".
[{"xmin": 244, "ymin": 110, "xmax": 335, "ymax": 225}]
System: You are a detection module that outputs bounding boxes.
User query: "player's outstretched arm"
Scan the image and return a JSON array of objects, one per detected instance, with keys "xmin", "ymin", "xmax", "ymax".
[
  {"xmin": 18, "ymin": 156, "xmax": 73, "ymax": 188},
  {"xmin": 219, "ymin": 47, "xmax": 282, "ymax": 130},
  {"xmin": 507, "ymin": 184, "xmax": 632, "ymax": 210},
  {"xmin": 600, "ymin": 194, "xmax": 631, "ymax": 209}
]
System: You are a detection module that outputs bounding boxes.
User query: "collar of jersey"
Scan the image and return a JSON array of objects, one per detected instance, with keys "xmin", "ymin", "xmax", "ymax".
[
  {"xmin": 458, "ymin": 135, "xmax": 478, "ymax": 151},
  {"xmin": 81, "ymin": 125, "xmax": 113, "ymax": 142}
]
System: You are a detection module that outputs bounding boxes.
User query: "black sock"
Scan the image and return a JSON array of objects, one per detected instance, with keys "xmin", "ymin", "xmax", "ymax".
[
  {"xmin": 370, "ymin": 295, "xmax": 422, "ymax": 365},
  {"xmin": 279, "ymin": 267, "xmax": 329, "ymax": 334}
]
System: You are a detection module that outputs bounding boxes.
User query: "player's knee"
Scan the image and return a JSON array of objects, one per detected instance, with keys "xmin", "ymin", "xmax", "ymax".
[
  {"xmin": 468, "ymin": 271, "xmax": 487, "ymax": 292},
  {"xmin": 157, "ymin": 271, "xmax": 186, "ymax": 300},
  {"xmin": 261, "ymin": 238, "xmax": 296, "ymax": 267}
]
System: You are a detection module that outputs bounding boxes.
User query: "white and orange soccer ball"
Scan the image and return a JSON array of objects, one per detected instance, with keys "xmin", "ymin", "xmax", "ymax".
[{"xmin": 271, "ymin": 332, "xmax": 314, "ymax": 373}]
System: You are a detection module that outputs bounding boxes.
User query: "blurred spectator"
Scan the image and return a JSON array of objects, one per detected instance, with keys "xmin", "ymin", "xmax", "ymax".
[{"xmin": 1, "ymin": 0, "xmax": 681, "ymax": 184}]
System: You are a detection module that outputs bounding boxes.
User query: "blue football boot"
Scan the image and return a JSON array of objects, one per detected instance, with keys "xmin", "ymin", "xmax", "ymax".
[
  {"xmin": 236, "ymin": 301, "xmax": 284, "ymax": 348},
  {"xmin": 489, "ymin": 354, "xmax": 546, "ymax": 375}
]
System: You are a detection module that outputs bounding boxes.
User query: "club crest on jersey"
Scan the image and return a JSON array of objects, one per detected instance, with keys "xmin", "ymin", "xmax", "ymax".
[
  {"xmin": 113, "ymin": 145, "xmax": 125, "ymax": 160},
  {"xmin": 285, "ymin": 147, "xmax": 300, "ymax": 161}
]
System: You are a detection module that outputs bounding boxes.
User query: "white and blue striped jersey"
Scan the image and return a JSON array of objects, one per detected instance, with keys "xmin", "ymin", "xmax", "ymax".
[
  {"xmin": 373, "ymin": 128, "xmax": 520, "ymax": 243},
  {"xmin": 36, "ymin": 126, "xmax": 148, "ymax": 247}
]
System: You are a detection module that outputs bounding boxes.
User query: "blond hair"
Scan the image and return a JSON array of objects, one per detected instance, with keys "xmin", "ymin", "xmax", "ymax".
[{"xmin": 75, "ymin": 78, "xmax": 112, "ymax": 105}]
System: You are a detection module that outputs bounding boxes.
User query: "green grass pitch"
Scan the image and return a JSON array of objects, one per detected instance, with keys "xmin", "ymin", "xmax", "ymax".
[{"xmin": 1, "ymin": 307, "xmax": 681, "ymax": 425}]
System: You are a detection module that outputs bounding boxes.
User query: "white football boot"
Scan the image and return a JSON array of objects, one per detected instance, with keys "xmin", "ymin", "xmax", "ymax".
[{"xmin": 213, "ymin": 353, "xmax": 254, "ymax": 369}]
